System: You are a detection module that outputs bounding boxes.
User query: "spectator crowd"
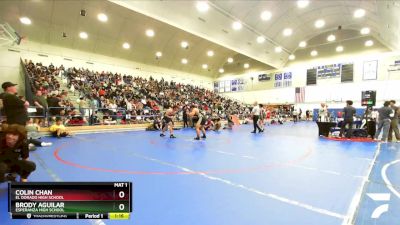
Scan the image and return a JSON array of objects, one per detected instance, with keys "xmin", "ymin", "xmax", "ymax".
[{"xmin": 23, "ymin": 60, "xmax": 247, "ymax": 125}]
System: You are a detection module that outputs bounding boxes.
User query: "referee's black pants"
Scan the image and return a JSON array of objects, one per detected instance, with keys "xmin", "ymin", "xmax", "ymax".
[{"xmin": 253, "ymin": 115, "xmax": 262, "ymax": 132}]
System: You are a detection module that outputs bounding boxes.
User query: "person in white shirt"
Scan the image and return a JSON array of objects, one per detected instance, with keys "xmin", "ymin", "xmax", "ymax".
[
  {"xmin": 109, "ymin": 101, "xmax": 117, "ymax": 113},
  {"xmin": 319, "ymin": 103, "xmax": 328, "ymax": 122},
  {"xmin": 126, "ymin": 99, "xmax": 132, "ymax": 112},
  {"xmin": 251, "ymin": 101, "xmax": 263, "ymax": 133}
]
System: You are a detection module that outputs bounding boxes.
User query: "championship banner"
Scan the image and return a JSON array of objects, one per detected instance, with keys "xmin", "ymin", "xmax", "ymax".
[
  {"xmin": 283, "ymin": 72, "xmax": 292, "ymax": 87},
  {"xmin": 274, "ymin": 73, "xmax": 282, "ymax": 88}
]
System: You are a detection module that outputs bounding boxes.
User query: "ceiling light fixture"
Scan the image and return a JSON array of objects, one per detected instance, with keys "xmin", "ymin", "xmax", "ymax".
[
  {"xmin": 336, "ymin": 45, "xmax": 344, "ymax": 52},
  {"xmin": 79, "ymin": 32, "xmax": 88, "ymax": 39},
  {"xmin": 97, "ymin": 13, "xmax": 108, "ymax": 22},
  {"xmin": 260, "ymin": 10, "xmax": 272, "ymax": 21},
  {"xmin": 297, "ymin": 0, "xmax": 310, "ymax": 8},
  {"xmin": 181, "ymin": 58, "xmax": 188, "ymax": 64},
  {"xmin": 181, "ymin": 41, "xmax": 189, "ymax": 49},
  {"xmin": 283, "ymin": 28, "xmax": 293, "ymax": 36},
  {"xmin": 156, "ymin": 52, "xmax": 162, "ymax": 57},
  {"xmin": 244, "ymin": 63, "xmax": 250, "ymax": 69},
  {"xmin": 202, "ymin": 64, "xmax": 208, "ymax": 69},
  {"xmin": 146, "ymin": 29, "xmax": 155, "ymax": 37},
  {"xmin": 219, "ymin": 68, "xmax": 224, "ymax": 73},
  {"xmin": 289, "ymin": 54, "xmax": 295, "ymax": 60},
  {"xmin": 275, "ymin": 46, "xmax": 282, "ymax": 53},
  {"xmin": 327, "ymin": 34, "xmax": 336, "ymax": 42},
  {"xmin": 122, "ymin": 42, "xmax": 130, "ymax": 49},
  {"xmin": 365, "ymin": 40, "xmax": 374, "ymax": 47},
  {"xmin": 207, "ymin": 50, "xmax": 214, "ymax": 57},
  {"xmin": 227, "ymin": 57, "xmax": 234, "ymax": 63},
  {"xmin": 299, "ymin": 41, "xmax": 307, "ymax": 48},
  {"xmin": 314, "ymin": 19, "xmax": 325, "ymax": 28},
  {"xmin": 310, "ymin": 50, "xmax": 318, "ymax": 56},
  {"xmin": 354, "ymin": 9, "xmax": 366, "ymax": 18},
  {"xmin": 360, "ymin": 27, "xmax": 370, "ymax": 35},
  {"xmin": 196, "ymin": 1, "xmax": 209, "ymax": 12},
  {"xmin": 19, "ymin": 17, "xmax": 31, "ymax": 25},
  {"xmin": 232, "ymin": 21, "xmax": 242, "ymax": 30},
  {"xmin": 257, "ymin": 36, "xmax": 266, "ymax": 43}
]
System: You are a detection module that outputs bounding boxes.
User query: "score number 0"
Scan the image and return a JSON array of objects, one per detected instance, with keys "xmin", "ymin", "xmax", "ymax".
[{"xmin": 118, "ymin": 191, "xmax": 126, "ymax": 211}]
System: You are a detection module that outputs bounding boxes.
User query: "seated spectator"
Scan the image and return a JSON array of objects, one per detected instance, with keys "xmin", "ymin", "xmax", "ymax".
[
  {"xmin": 224, "ymin": 114, "xmax": 234, "ymax": 129},
  {"xmin": 90, "ymin": 111, "xmax": 100, "ymax": 125},
  {"xmin": 243, "ymin": 116, "xmax": 252, "ymax": 124},
  {"xmin": 116, "ymin": 111, "xmax": 123, "ymax": 124},
  {"xmin": 67, "ymin": 114, "xmax": 87, "ymax": 126},
  {"xmin": 125, "ymin": 111, "xmax": 132, "ymax": 124},
  {"xmin": 49, "ymin": 118, "xmax": 71, "ymax": 138},
  {"xmin": 153, "ymin": 117, "xmax": 162, "ymax": 130},
  {"xmin": 26, "ymin": 118, "xmax": 52, "ymax": 150},
  {"xmin": 103, "ymin": 112, "xmax": 116, "ymax": 125},
  {"xmin": 0, "ymin": 124, "xmax": 36, "ymax": 182},
  {"xmin": 204, "ymin": 118, "xmax": 214, "ymax": 131}
]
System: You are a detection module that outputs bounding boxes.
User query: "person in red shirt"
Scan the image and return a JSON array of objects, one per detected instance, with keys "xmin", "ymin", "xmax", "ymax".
[{"xmin": 99, "ymin": 89, "xmax": 106, "ymax": 97}]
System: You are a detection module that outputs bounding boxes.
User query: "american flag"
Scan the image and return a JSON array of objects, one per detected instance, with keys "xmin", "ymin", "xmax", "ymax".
[{"xmin": 295, "ymin": 87, "xmax": 305, "ymax": 103}]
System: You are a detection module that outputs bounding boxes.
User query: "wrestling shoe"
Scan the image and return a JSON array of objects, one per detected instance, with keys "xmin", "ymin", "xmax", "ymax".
[
  {"xmin": 170, "ymin": 135, "xmax": 176, "ymax": 138},
  {"xmin": 41, "ymin": 142, "xmax": 53, "ymax": 147},
  {"xmin": 160, "ymin": 133, "xmax": 165, "ymax": 137}
]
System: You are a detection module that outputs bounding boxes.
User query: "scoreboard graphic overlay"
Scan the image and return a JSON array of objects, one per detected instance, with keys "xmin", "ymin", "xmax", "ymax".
[{"xmin": 8, "ymin": 182, "xmax": 132, "ymax": 220}]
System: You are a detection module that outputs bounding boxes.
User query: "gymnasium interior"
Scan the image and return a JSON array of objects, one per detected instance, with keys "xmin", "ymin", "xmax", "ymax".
[{"xmin": 0, "ymin": 1, "xmax": 400, "ymax": 225}]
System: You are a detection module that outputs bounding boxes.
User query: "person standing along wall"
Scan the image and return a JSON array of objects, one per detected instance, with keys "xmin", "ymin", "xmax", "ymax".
[
  {"xmin": 1, "ymin": 82, "xmax": 29, "ymax": 125},
  {"xmin": 375, "ymin": 101, "xmax": 393, "ymax": 143},
  {"xmin": 33, "ymin": 90, "xmax": 47, "ymax": 124},
  {"xmin": 388, "ymin": 100, "xmax": 400, "ymax": 142}
]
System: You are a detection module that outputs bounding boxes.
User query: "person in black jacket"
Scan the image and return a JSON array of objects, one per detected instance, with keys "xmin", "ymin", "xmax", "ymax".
[
  {"xmin": 1, "ymin": 82, "xmax": 29, "ymax": 125},
  {"xmin": 0, "ymin": 124, "xmax": 36, "ymax": 182},
  {"xmin": 340, "ymin": 100, "xmax": 356, "ymax": 138}
]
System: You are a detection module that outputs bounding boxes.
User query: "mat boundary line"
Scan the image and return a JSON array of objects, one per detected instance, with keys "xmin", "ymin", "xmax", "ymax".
[{"xmin": 342, "ymin": 143, "xmax": 382, "ymax": 225}]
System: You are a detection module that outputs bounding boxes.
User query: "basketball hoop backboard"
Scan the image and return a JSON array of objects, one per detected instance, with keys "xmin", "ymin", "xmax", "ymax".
[{"xmin": 0, "ymin": 23, "xmax": 21, "ymax": 47}]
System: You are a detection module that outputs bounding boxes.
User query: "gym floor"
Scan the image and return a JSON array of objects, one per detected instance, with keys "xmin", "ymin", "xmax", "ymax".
[{"xmin": 0, "ymin": 122, "xmax": 398, "ymax": 225}]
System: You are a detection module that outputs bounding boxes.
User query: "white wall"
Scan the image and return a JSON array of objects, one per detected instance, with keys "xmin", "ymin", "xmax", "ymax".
[
  {"xmin": 219, "ymin": 50, "xmax": 400, "ymax": 108},
  {"xmin": 0, "ymin": 41, "xmax": 213, "ymax": 93},
  {"xmin": 0, "ymin": 48, "xmax": 26, "ymax": 95}
]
